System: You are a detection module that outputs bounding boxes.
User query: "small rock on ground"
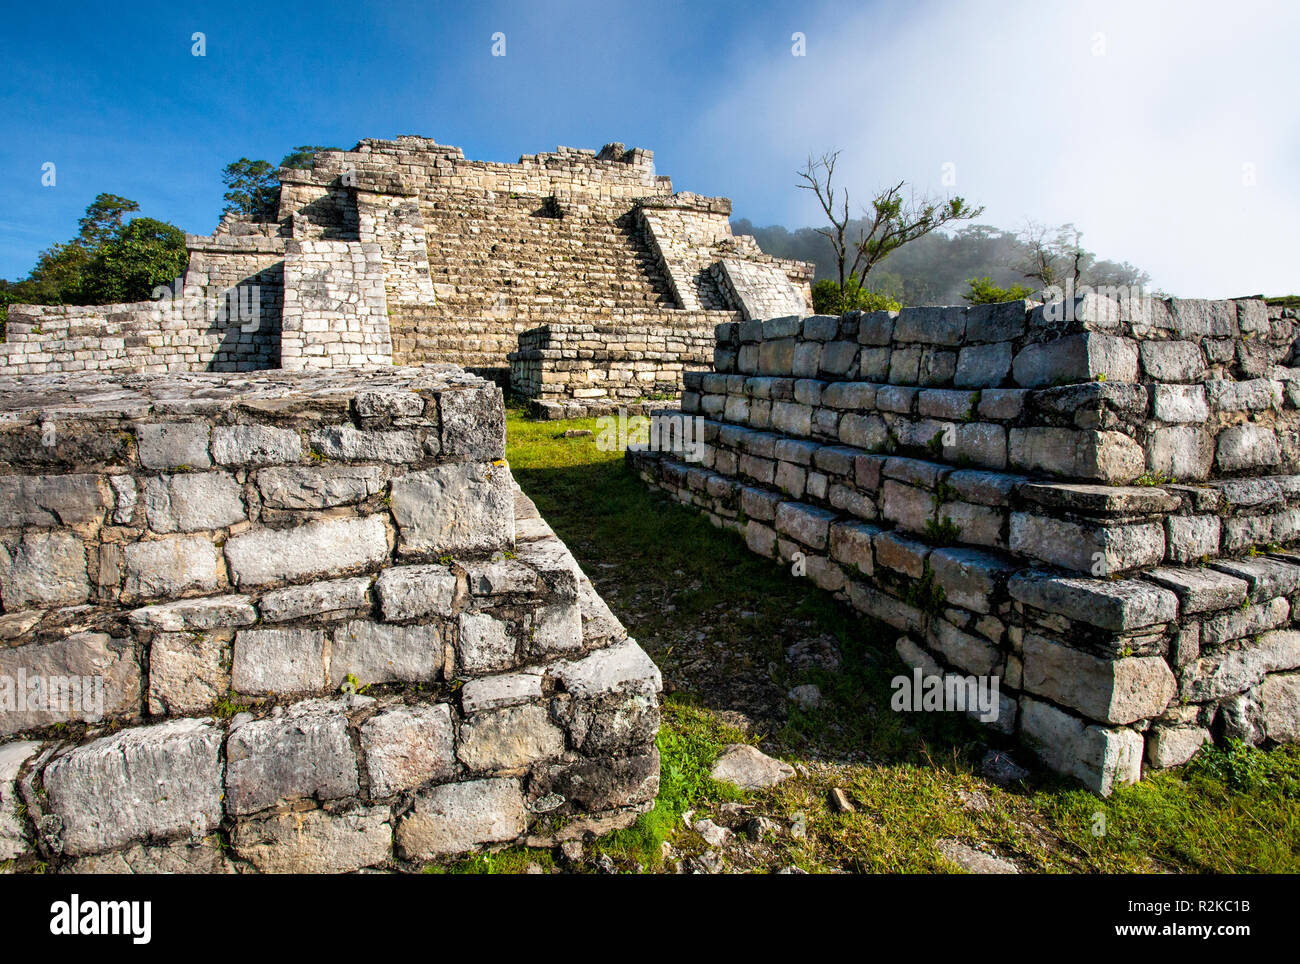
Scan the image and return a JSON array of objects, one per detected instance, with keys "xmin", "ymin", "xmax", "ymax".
[
  {"xmin": 935, "ymin": 839, "xmax": 1019, "ymax": 874},
  {"xmin": 710, "ymin": 744, "xmax": 796, "ymax": 789},
  {"xmin": 981, "ymin": 749, "xmax": 1030, "ymax": 786}
]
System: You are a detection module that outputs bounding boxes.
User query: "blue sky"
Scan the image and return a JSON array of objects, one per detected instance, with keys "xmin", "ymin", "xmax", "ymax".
[{"xmin": 1, "ymin": 0, "xmax": 1296, "ymax": 296}]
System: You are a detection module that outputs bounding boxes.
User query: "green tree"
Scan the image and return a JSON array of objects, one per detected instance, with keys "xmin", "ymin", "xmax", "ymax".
[
  {"xmin": 80, "ymin": 217, "xmax": 188, "ymax": 303},
  {"xmin": 221, "ymin": 158, "xmax": 279, "ymax": 221},
  {"xmin": 963, "ymin": 276, "xmax": 1035, "ymax": 305},
  {"xmin": 279, "ymin": 145, "xmax": 341, "ymax": 170},
  {"xmin": 77, "ymin": 194, "xmax": 140, "ymax": 248}
]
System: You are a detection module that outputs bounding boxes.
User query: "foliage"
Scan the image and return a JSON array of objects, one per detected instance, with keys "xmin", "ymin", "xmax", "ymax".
[
  {"xmin": 80, "ymin": 217, "xmax": 188, "ymax": 303},
  {"xmin": 963, "ymin": 275, "xmax": 1035, "ymax": 304},
  {"xmin": 811, "ymin": 277, "xmax": 902, "ymax": 315},
  {"xmin": 0, "ymin": 193, "xmax": 187, "ymax": 325},
  {"xmin": 279, "ymin": 145, "xmax": 343, "ymax": 170},
  {"xmin": 221, "ymin": 158, "xmax": 279, "ymax": 221}
]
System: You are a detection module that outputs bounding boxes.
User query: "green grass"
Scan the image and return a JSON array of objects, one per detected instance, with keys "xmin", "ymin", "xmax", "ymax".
[{"xmin": 504, "ymin": 408, "xmax": 1300, "ymax": 874}]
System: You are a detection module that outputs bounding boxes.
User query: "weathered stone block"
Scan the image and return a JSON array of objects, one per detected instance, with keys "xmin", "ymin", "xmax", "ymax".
[
  {"xmin": 211, "ymin": 424, "xmax": 302, "ymax": 466},
  {"xmin": 43, "ymin": 718, "xmax": 224, "ymax": 855},
  {"xmin": 258, "ymin": 577, "xmax": 371, "ymax": 622},
  {"xmin": 233, "ymin": 805, "xmax": 391, "ymax": 874},
  {"xmin": 361, "ymin": 703, "xmax": 456, "ymax": 797},
  {"xmin": 226, "ymin": 704, "xmax": 359, "ymax": 814},
  {"xmin": 136, "ymin": 422, "xmax": 211, "ymax": 470},
  {"xmin": 232, "ymin": 626, "xmax": 328, "ymax": 694},
  {"xmin": 0, "ymin": 531, "xmax": 89, "ymax": 609},
  {"xmin": 144, "ymin": 471, "xmax": 246, "ymax": 533},
  {"xmin": 1019, "ymin": 697, "xmax": 1142, "ymax": 796},
  {"xmin": 389, "ymin": 462, "xmax": 513, "ymax": 556},
  {"xmin": 1022, "ymin": 634, "xmax": 1176, "ymax": 724},
  {"xmin": 331, "ymin": 619, "xmax": 445, "ymax": 687},
  {"xmin": 396, "ymin": 777, "xmax": 526, "ymax": 858},
  {"xmin": 122, "ymin": 535, "xmax": 223, "ymax": 600},
  {"xmin": 224, "ymin": 514, "xmax": 388, "ymax": 587},
  {"xmin": 148, "ymin": 630, "xmax": 231, "ymax": 715},
  {"xmin": 457, "ymin": 703, "xmax": 566, "ymax": 772},
  {"xmin": 375, "ymin": 564, "xmax": 456, "ymax": 621},
  {"xmin": 257, "ymin": 464, "xmax": 387, "ymax": 509}
]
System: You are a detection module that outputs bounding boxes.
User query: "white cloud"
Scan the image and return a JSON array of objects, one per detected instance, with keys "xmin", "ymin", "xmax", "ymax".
[{"xmin": 695, "ymin": 0, "xmax": 1300, "ymax": 297}]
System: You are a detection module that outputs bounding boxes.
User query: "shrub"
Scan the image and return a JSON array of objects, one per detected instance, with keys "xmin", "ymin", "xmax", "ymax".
[{"xmin": 811, "ymin": 276, "xmax": 902, "ymax": 315}]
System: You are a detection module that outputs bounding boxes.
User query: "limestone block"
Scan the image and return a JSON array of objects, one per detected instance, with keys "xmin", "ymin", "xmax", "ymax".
[
  {"xmin": 148, "ymin": 630, "xmax": 232, "ymax": 714},
  {"xmin": 257, "ymin": 464, "xmax": 387, "ymax": 509},
  {"xmin": 1008, "ymin": 572, "xmax": 1178, "ymax": 632},
  {"xmin": 1259, "ymin": 672, "xmax": 1300, "ymax": 743},
  {"xmin": 361, "ymin": 703, "xmax": 456, "ymax": 797},
  {"xmin": 136, "ymin": 422, "xmax": 212, "ymax": 470},
  {"xmin": 375, "ymin": 564, "xmax": 457, "ymax": 621},
  {"xmin": 0, "ymin": 531, "xmax": 89, "ymax": 609},
  {"xmin": 330, "ymin": 619, "xmax": 445, "ymax": 687},
  {"xmin": 43, "ymin": 718, "xmax": 224, "ymax": 855},
  {"xmin": 233, "ymin": 805, "xmax": 392, "ymax": 874},
  {"xmin": 1215, "ymin": 423, "xmax": 1280, "ymax": 473},
  {"xmin": 211, "ymin": 424, "xmax": 302, "ymax": 466},
  {"xmin": 396, "ymin": 778, "xmax": 526, "ymax": 858},
  {"xmin": 144, "ymin": 471, "xmax": 246, "ymax": 532},
  {"xmin": 1018, "ymin": 697, "xmax": 1143, "ymax": 796},
  {"xmin": 1010, "ymin": 513, "xmax": 1164, "ymax": 574},
  {"xmin": 0, "ymin": 740, "xmax": 40, "ymax": 860},
  {"xmin": 224, "ymin": 514, "xmax": 388, "ymax": 588},
  {"xmin": 225, "ymin": 704, "xmax": 359, "ymax": 814},
  {"xmin": 389, "ymin": 462, "xmax": 513, "ymax": 556},
  {"xmin": 1022, "ymin": 634, "xmax": 1176, "ymax": 724},
  {"xmin": 1011, "ymin": 333, "xmax": 1139, "ymax": 388},
  {"xmin": 460, "ymin": 673, "xmax": 544, "ymax": 714},
  {"xmin": 232, "ymin": 626, "xmax": 328, "ymax": 694},
  {"xmin": 310, "ymin": 425, "xmax": 424, "ymax": 463},
  {"xmin": 1181, "ymin": 629, "xmax": 1300, "ymax": 701},
  {"xmin": 258, "ymin": 576, "xmax": 371, "ymax": 622},
  {"xmin": 122, "ymin": 535, "xmax": 223, "ymax": 600},
  {"xmin": 954, "ymin": 342, "xmax": 1012, "ymax": 388},
  {"xmin": 1145, "ymin": 726, "xmax": 1210, "ymax": 769},
  {"xmin": 457, "ymin": 703, "xmax": 566, "ymax": 772},
  {"xmin": 0, "ymin": 474, "xmax": 107, "ymax": 527}
]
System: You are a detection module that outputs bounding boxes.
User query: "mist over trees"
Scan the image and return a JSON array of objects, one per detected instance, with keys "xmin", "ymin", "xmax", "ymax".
[{"xmin": 735, "ymin": 216, "xmax": 1152, "ymax": 307}]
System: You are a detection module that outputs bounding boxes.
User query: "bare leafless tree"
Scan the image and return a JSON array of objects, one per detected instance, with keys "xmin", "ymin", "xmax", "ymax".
[{"xmin": 798, "ymin": 151, "xmax": 985, "ymax": 297}]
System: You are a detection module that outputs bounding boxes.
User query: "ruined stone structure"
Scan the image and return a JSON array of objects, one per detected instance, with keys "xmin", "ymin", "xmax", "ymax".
[
  {"xmin": 632, "ymin": 296, "xmax": 1300, "ymax": 794},
  {"xmin": 0, "ymin": 138, "xmax": 812, "ymax": 399},
  {"xmin": 0, "ymin": 367, "xmax": 660, "ymax": 871}
]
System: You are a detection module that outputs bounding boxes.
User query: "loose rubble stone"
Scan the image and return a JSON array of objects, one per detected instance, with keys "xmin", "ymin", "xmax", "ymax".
[
  {"xmin": 709, "ymin": 744, "xmax": 795, "ymax": 789},
  {"xmin": 936, "ymin": 839, "xmax": 1018, "ymax": 874}
]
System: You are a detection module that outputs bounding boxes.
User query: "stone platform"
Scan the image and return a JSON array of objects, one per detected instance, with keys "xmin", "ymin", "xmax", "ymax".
[
  {"xmin": 0, "ymin": 365, "xmax": 661, "ymax": 872},
  {"xmin": 632, "ymin": 297, "xmax": 1300, "ymax": 794}
]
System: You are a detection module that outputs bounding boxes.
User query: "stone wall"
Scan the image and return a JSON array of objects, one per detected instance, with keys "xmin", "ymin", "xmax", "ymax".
[
  {"xmin": 508, "ymin": 320, "xmax": 720, "ymax": 418},
  {"xmin": 280, "ymin": 240, "xmax": 392, "ymax": 370},
  {"xmin": 631, "ymin": 297, "xmax": 1300, "ymax": 795},
  {"xmin": 0, "ymin": 366, "xmax": 660, "ymax": 871},
  {"xmin": 1, "ymin": 137, "xmax": 812, "ymax": 388}
]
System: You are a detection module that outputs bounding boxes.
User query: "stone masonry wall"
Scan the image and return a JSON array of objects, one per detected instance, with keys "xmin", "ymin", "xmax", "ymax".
[
  {"xmin": 1, "ymin": 137, "xmax": 813, "ymax": 388},
  {"xmin": 0, "ymin": 366, "xmax": 661, "ymax": 872},
  {"xmin": 508, "ymin": 321, "xmax": 719, "ymax": 418},
  {"xmin": 632, "ymin": 297, "xmax": 1300, "ymax": 795},
  {"xmin": 280, "ymin": 240, "xmax": 392, "ymax": 370}
]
